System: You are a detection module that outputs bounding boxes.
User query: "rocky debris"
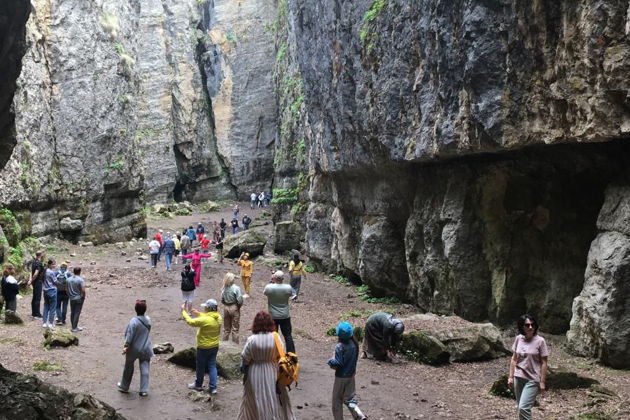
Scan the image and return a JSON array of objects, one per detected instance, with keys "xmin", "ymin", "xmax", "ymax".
[
  {"xmin": 44, "ymin": 329, "xmax": 79, "ymax": 347},
  {"xmin": 79, "ymin": 242, "xmax": 93, "ymax": 247},
  {"xmin": 153, "ymin": 342, "xmax": 174, "ymax": 354},
  {"xmin": 4, "ymin": 310, "xmax": 24, "ymax": 324},
  {"xmin": 567, "ymin": 186, "xmax": 630, "ymax": 369},
  {"xmin": 216, "ymin": 341, "xmax": 242, "ymax": 380},
  {"xmin": 0, "ymin": 364, "xmax": 125, "ymax": 419},
  {"xmin": 224, "ymin": 230, "xmax": 267, "ymax": 258},
  {"xmin": 198, "ymin": 201, "xmax": 220, "ymax": 213},
  {"xmin": 273, "ymin": 221, "xmax": 304, "ymax": 253},
  {"xmin": 188, "ymin": 391, "xmax": 213, "ymax": 403},
  {"xmin": 398, "ymin": 331, "xmax": 450, "ymax": 365},
  {"xmin": 138, "ymin": 255, "xmax": 148, "ymax": 261}
]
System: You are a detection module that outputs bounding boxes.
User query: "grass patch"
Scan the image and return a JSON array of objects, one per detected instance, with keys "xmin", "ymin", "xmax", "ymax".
[
  {"xmin": 357, "ymin": 284, "xmax": 400, "ymax": 304},
  {"xmin": 0, "ymin": 337, "xmax": 25, "ymax": 346},
  {"xmin": 304, "ymin": 265, "xmax": 315, "ymax": 273},
  {"xmin": 33, "ymin": 361, "xmax": 63, "ymax": 372},
  {"xmin": 329, "ymin": 274, "xmax": 349, "ymax": 285},
  {"xmin": 339, "ymin": 309, "xmax": 372, "ymax": 320}
]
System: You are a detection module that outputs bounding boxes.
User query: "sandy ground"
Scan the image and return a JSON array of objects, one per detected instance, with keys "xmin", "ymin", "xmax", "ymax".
[{"xmin": 1, "ymin": 204, "xmax": 629, "ymax": 420}]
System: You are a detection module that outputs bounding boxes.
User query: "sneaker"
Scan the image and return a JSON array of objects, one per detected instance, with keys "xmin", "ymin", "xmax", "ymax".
[
  {"xmin": 188, "ymin": 382, "xmax": 203, "ymax": 391},
  {"xmin": 32, "ymin": 315, "xmax": 43, "ymax": 319},
  {"xmin": 210, "ymin": 388, "xmax": 218, "ymax": 395},
  {"xmin": 71, "ymin": 327, "xmax": 84, "ymax": 332},
  {"xmin": 139, "ymin": 392, "xmax": 148, "ymax": 397},
  {"xmin": 42, "ymin": 323, "xmax": 49, "ymax": 328},
  {"xmin": 117, "ymin": 382, "xmax": 129, "ymax": 393},
  {"xmin": 55, "ymin": 320, "xmax": 63, "ymax": 325},
  {"xmin": 243, "ymin": 294, "xmax": 249, "ymax": 298}
]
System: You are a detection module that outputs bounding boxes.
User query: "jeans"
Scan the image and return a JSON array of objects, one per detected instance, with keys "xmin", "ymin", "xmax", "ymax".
[
  {"xmin": 70, "ymin": 298, "xmax": 84, "ymax": 329},
  {"xmin": 514, "ymin": 377, "xmax": 539, "ymax": 420},
  {"xmin": 165, "ymin": 253, "xmax": 173, "ymax": 270},
  {"xmin": 274, "ymin": 317, "xmax": 295, "ymax": 353},
  {"xmin": 195, "ymin": 347, "xmax": 219, "ymax": 390},
  {"xmin": 56, "ymin": 291, "xmax": 69, "ymax": 323},
  {"xmin": 232, "ymin": 226, "xmax": 239, "ymax": 234},
  {"xmin": 120, "ymin": 356, "xmax": 151, "ymax": 393},
  {"xmin": 42, "ymin": 288, "xmax": 58, "ymax": 324},
  {"xmin": 290, "ymin": 276, "xmax": 302, "ymax": 299},
  {"xmin": 150, "ymin": 253, "xmax": 158, "ymax": 267},
  {"xmin": 31, "ymin": 280, "xmax": 43, "ymax": 317}
]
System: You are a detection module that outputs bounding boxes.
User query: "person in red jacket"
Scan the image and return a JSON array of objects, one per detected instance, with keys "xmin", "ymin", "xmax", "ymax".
[
  {"xmin": 154, "ymin": 230, "xmax": 164, "ymax": 261},
  {"xmin": 179, "ymin": 249, "xmax": 212, "ymax": 287}
]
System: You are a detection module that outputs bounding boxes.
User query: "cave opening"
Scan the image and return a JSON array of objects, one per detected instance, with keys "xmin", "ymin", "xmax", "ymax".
[{"xmin": 173, "ymin": 181, "xmax": 186, "ymax": 203}]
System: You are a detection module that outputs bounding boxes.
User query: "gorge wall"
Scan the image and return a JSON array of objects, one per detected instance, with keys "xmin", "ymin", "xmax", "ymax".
[
  {"xmin": 272, "ymin": 0, "xmax": 630, "ymax": 367},
  {"xmin": 0, "ymin": 0, "xmax": 277, "ymax": 244}
]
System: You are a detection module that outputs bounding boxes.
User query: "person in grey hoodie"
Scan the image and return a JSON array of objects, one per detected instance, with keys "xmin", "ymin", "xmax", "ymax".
[{"xmin": 117, "ymin": 299, "xmax": 153, "ymax": 396}]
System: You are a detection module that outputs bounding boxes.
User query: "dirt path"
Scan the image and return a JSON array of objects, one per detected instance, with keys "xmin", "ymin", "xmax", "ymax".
[{"xmin": 1, "ymin": 204, "xmax": 629, "ymax": 419}]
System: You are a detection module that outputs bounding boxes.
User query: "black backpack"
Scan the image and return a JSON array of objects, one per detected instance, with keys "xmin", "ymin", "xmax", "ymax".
[{"xmin": 181, "ymin": 271, "xmax": 195, "ymax": 291}]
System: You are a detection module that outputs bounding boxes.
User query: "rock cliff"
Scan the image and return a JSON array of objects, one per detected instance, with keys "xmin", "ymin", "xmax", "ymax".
[{"xmin": 272, "ymin": 0, "xmax": 630, "ymax": 365}]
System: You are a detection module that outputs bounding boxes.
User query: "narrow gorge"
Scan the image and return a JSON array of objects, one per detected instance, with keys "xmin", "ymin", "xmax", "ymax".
[{"xmin": 1, "ymin": 0, "xmax": 630, "ymax": 381}]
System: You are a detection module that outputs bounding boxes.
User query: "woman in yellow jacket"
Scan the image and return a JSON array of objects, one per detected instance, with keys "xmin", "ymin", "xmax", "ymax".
[
  {"xmin": 237, "ymin": 252, "xmax": 254, "ymax": 297},
  {"xmin": 182, "ymin": 299, "xmax": 223, "ymax": 394},
  {"xmin": 288, "ymin": 254, "xmax": 306, "ymax": 301}
]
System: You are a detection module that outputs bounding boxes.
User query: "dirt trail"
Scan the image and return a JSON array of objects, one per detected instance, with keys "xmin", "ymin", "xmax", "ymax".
[{"xmin": 1, "ymin": 205, "xmax": 629, "ymax": 420}]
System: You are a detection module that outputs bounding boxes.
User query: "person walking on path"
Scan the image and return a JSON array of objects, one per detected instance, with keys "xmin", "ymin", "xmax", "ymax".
[
  {"xmin": 179, "ymin": 249, "xmax": 212, "ymax": 287},
  {"xmin": 173, "ymin": 234, "xmax": 181, "ymax": 265},
  {"xmin": 180, "ymin": 233, "xmax": 191, "ymax": 264},
  {"xmin": 258, "ymin": 192, "xmax": 265, "ymax": 208},
  {"xmin": 55, "ymin": 262, "xmax": 71, "ymax": 325},
  {"xmin": 42, "ymin": 259, "xmax": 59, "ymax": 328},
  {"xmin": 163, "ymin": 234, "xmax": 176, "ymax": 271},
  {"xmin": 362, "ymin": 312, "xmax": 404, "ymax": 363},
  {"xmin": 215, "ymin": 236, "xmax": 224, "ymax": 263},
  {"xmin": 219, "ymin": 218, "xmax": 227, "ymax": 239},
  {"xmin": 1, "ymin": 264, "xmax": 19, "ymax": 314},
  {"xmin": 288, "ymin": 254, "xmax": 306, "ymax": 302},
  {"xmin": 200, "ymin": 234, "xmax": 211, "ymax": 253},
  {"xmin": 237, "ymin": 310, "xmax": 295, "ymax": 420},
  {"xmin": 28, "ymin": 250, "xmax": 45, "ymax": 318},
  {"xmin": 328, "ymin": 322, "xmax": 367, "ymax": 420},
  {"xmin": 212, "ymin": 221, "xmax": 220, "ymax": 242},
  {"xmin": 237, "ymin": 252, "xmax": 253, "ymax": 297},
  {"xmin": 186, "ymin": 225, "xmax": 196, "ymax": 244},
  {"xmin": 220, "ymin": 273, "xmax": 243, "ymax": 344},
  {"xmin": 117, "ymin": 299, "xmax": 153, "ymax": 397},
  {"xmin": 196, "ymin": 223, "xmax": 205, "ymax": 243},
  {"xmin": 508, "ymin": 314, "xmax": 549, "ymax": 420},
  {"xmin": 182, "ymin": 299, "xmax": 222, "ymax": 394},
  {"xmin": 233, "ymin": 203, "xmax": 240, "ymax": 219},
  {"xmin": 181, "ymin": 264, "xmax": 196, "ymax": 313},
  {"xmin": 250, "ymin": 192, "xmax": 257, "ymax": 209},
  {"xmin": 265, "ymin": 191, "xmax": 271, "ymax": 206},
  {"xmin": 149, "ymin": 237, "xmax": 160, "ymax": 268},
  {"xmin": 67, "ymin": 267, "xmax": 87, "ymax": 332},
  {"xmin": 263, "ymin": 270, "xmax": 295, "ymax": 354},
  {"xmin": 242, "ymin": 214, "xmax": 252, "ymax": 230},
  {"xmin": 231, "ymin": 218, "xmax": 240, "ymax": 234},
  {"xmin": 155, "ymin": 230, "xmax": 164, "ymax": 262}
]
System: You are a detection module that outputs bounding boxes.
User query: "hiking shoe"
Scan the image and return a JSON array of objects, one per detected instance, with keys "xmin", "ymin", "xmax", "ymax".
[
  {"xmin": 210, "ymin": 388, "xmax": 218, "ymax": 395},
  {"xmin": 139, "ymin": 392, "xmax": 148, "ymax": 397},
  {"xmin": 71, "ymin": 327, "xmax": 84, "ymax": 332},
  {"xmin": 188, "ymin": 382, "xmax": 203, "ymax": 391},
  {"xmin": 117, "ymin": 382, "xmax": 129, "ymax": 393}
]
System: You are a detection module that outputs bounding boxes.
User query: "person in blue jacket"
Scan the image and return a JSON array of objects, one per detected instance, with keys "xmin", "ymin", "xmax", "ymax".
[{"xmin": 327, "ymin": 322, "xmax": 367, "ymax": 420}]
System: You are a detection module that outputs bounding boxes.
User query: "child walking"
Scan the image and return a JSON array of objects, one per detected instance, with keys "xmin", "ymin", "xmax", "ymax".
[{"xmin": 327, "ymin": 322, "xmax": 367, "ymax": 420}]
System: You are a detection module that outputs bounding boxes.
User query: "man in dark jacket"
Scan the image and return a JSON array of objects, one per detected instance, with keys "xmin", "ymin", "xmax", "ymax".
[
  {"xmin": 242, "ymin": 214, "xmax": 252, "ymax": 230},
  {"xmin": 28, "ymin": 251, "xmax": 45, "ymax": 318}
]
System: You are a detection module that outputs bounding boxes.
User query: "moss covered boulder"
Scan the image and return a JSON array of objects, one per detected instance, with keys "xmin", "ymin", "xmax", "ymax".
[
  {"xmin": 4, "ymin": 310, "xmax": 24, "ymax": 325},
  {"xmin": 168, "ymin": 347, "xmax": 197, "ymax": 369},
  {"xmin": 398, "ymin": 331, "xmax": 450, "ymax": 365},
  {"xmin": 224, "ymin": 230, "xmax": 267, "ymax": 258},
  {"xmin": 216, "ymin": 341, "xmax": 243, "ymax": 380},
  {"xmin": 489, "ymin": 369, "xmax": 599, "ymax": 399},
  {"xmin": 43, "ymin": 329, "xmax": 79, "ymax": 347},
  {"xmin": 433, "ymin": 323, "xmax": 510, "ymax": 362}
]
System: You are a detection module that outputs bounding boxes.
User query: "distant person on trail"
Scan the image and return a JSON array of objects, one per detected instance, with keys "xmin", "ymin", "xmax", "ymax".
[
  {"xmin": 55, "ymin": 262, "xmax": 71, "ymax": 325},
  {"xmin": 288, "ymin": 254, "xmax": 306, "ymax": 302},
  {"xmin": 180, "ymin": 264, "xmax": 196, "ymax": 313},
  {"xmin": 215, "ymin": 236, "xmax": 224, "ymax": 263},
  {"xmin": 220, "ymin": 272, "xmax": 243, "ymax": 343},
  {"xmin": 362, "ymin": 312, "xmax": 404, "ymax": 363},
  {"xmin": 233, "ymin": 203, "xmax": 240, "ymax": 219},
  {"xmin": 231, "ymin": 218, "xmax": 240, "ymax": 234},
  {"xmin": 242, "ymin": 214, "xmax": 252, "ymax": 230},
  {"xmin": 117, "ymin": 299, "xmax": 153, "ymax": 397},
  {"xmin": 200, "ymin": 234, "xmax": 211, "ymax": 253},
  {"xmin": 186, "ymin": 225, "xmax": 196, "ymax": 243},
  {"xmin": 28, "ymin": 250, "xmax": 45, "ymax": 319},
  {"xmin": 219, "ymin": 218, "xmax": 227, "ymax": 239},
  {"xmin": 328, "ymin": 322, "xmax": 367, "ymax": 420},
  {"xmin": 67, "ymin": 266, "xmax": 87, "ymax": 332},
  {"xmin": 182, "ymin": 299, "xmax": 222, "ymax": 394},
  {"xmin": 508, "ymin": 314, "xmax": 549, "ymax": 420},
  {"xmin": 258, "ymin": 192, "xmax": 265, "ymax": 207},
  {"xmin": 237, "ymin": 310, "xmax": 295, "ymax": 420},
  {"xmin": 173, "ymin": 234, "xmax": 181, "ymax": 265},
  {"xmin": 263, "ymin": 270, "xmax": 295, "ymax": 354},
  {"xmin": 155, "ymin": 230, "xmax": 164, "ymax": 261},
  {"xmin": 213, "ymin": 221, "xmax": 221, "ymax": 241},
  {"xmin": 179, "ymin": 249, "xmax": 212, "ymax": 287},
  {"xmin": 265, "ymin": 191, "xmax": 271, "ymax": 206},
  {"xmin": 148, "ymin": 238, "xmax": 160, "ymax": 268},
  {"xmin": 180, "ymin": 233, "xmax": 191, "ymax": 264},
  {"xmin": 1, "ymin": 263, "xmax": 19, "ymax": 314},
  {"xmin": 237, "ymin": 252, "xmax": 253, "ymax": 297},
  {"xmin": 163, "ymin": 233, "xmax": 176, "ymax": 271},
  {"xmin": 250, "ymin": 192, "xmax": 257, "ymax": 209},
  {"xmin": 42, "ymin": 259, "xmax": 58, "ymax": 329},
  {"xmin": 196, "ymin": 223, "xmax": 205, "ymax": 243}
]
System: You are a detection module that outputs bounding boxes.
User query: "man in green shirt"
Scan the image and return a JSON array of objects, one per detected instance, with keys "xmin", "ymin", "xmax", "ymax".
[{"xmin": 263, "ymin": 270, "xmax": 295, "ymax": 353}]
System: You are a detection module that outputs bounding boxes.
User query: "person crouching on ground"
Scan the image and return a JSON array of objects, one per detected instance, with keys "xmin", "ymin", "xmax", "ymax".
[
  {"xmin": 508, "ymin": 314, "xmax": 549, "ymax": 420},
  {"xmin": 328, "ymin": 322, "xmax": 367, "ymax": 420},
  {"xmin": 182, "ymin": 299, "xmax": 223, "ymax": 394},
  {"xmin": 221, "ymin": 273, "xmax": 243, "ymax": 343},
  {"xmin": 181, "ymin": 264, "xmax": 196, "ymax": 313},
  {"xmin": 237, "ymin": 252, "xmax": 253, "ymax": 297},
  {"xmin": 362, "ymin": 312, "xmax": 404, "ymax": 362},
  {"xmin": 118, "ymin": 299, "xmax": 153, "ymax": 397}
]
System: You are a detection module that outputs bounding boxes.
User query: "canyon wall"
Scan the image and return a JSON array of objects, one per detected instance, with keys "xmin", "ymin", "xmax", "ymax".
[{"xmin": 272, "ymin": 0, "xmax": 630, "ymax": 366}]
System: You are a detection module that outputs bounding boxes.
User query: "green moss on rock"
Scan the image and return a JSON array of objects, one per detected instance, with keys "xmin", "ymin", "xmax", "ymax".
[{"xmin": 398, "ymin": 331, "xmax": 450, "ymax": 365}]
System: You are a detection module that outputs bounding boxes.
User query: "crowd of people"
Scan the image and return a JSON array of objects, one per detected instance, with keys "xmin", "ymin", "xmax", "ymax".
[{"xmin": 250, "ymin": 191, "xmax": 271, "ymax": 209}]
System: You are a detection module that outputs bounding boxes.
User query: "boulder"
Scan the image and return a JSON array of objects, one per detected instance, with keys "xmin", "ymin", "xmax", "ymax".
[
  {"xmin": 153, "ymin": 342, "xmax": 175, "ymax": 354},
  {"xmin": 4, "ymin": 310, "xmax": 23, "ymax": 325},
  {"xmin": 273, "ymin": 221, "xmax": 304, "ymax": 253},
  {"xmin": 199, "ymin": 201, "xmax": 220, "ymax": 212},
  {"xmin": 43, "ymin": 329, "xmax": 79, "ymax": 347},
  {"xmin": 224, "ymin": 230, "xmax": 267, "ymax": 258},
  {"xmin": 488, "ymin": 374, "xmax": 514, "ymax": 399},
  {"xmin": 0, "ymin": 364, "xmax": 124, "ymax": 418},
  {"xmin": 489, "ymin": 369, "xmax": 599, "ymax": 399},
  {"xmin": 398, "ymin": 331, "xmax": 450, "ymax": 365},
  {"xmin": 433, "ymin": 323, "xmax": 510, "ymax": 362},
  {"xmin": 168, "ymin": 347, "xmax": 196, "ymax": 369},
  {"xmin": 59, "ymin": 217, "xmax": 83, "ymax": 232},
  {"xmin": 216, "ymin": 341, "xmax": 242, "ymax": 380}
]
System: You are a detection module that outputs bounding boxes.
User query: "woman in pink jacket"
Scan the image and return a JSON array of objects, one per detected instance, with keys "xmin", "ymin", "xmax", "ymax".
[{"xmin": 179, "ymin": 249, "xmax": 212, "ymax": 287}]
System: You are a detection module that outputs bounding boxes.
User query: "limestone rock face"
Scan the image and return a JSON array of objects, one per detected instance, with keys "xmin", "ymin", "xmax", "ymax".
[
  {"xmin": 273, "ymin": 221, "xmax": 304, "ymax": 253},
  {"xmin": 567, "ymin": 186, "xmax": 630, "ymax": 368}
]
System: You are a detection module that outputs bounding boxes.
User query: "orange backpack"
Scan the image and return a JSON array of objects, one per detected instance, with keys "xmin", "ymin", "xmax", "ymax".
[{"xmin": 273, "ymin": 332, "xmax": 299, "ymax": 387}]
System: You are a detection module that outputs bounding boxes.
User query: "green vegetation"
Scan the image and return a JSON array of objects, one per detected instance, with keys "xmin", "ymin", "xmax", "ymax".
[
  {"xmin": 330, "ymin": 274, "xmax": 349, "ymax": 285},
  {"xmin": 195, "ymin": 0, "xmax": 207, "ymax": 5},
  {"xmin": 290, "ymin": 202, "xmax": 305, "ymax": 217},
  {"xmin": 99, "ymin": 11, "xmax": 120, "ymax": 38},
  {"xmin": 359, "ymin": 0, "xmax": 387, "ymax": 51},
  {"xmin": 271, "ymin": 188, "xmax": 299, "ymax": 204},
  {"xmin": 0, "ymin": 208, "xmax": 21, "ymax": 245},
  {"xmin": 114, "ymin": 42, "xmax": 125, "ymax": 54},
  {"xmin": 225, "ymin": 33, "xmax": 237, "ymax": 45},
  {"xmin": 108, "ymin": 158, "xmax": 124, "ymax": 170},
  {"xmin": 33, "ymin": 361, "xmax": 63, "ymax": 372},
  {"xmin": 339, "ymin": 309, "xmax": 372, "ymax": 320},
  {"xmin": 304, "ymin": 265, "xmax": 315, "ymax": 273},
  {"xmin": 357, "ymin": 284, "xmax": 400, "ymax": 304},
  {"xmin": 276, "ymin": 42, "xmax": 288, "ymax": 62}
]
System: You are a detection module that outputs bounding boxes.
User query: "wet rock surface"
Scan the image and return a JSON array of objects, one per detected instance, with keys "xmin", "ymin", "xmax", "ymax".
[{"xmin": 43, "ymin": 329, "xmax": 79, "ymax": 348}]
